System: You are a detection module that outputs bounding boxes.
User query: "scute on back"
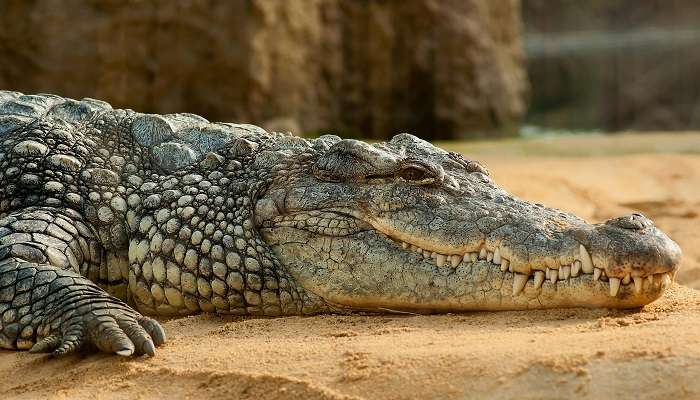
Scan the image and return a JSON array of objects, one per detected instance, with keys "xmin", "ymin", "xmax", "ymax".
[
  {"xmin": 0, "ymin": 90, "xmax": 112, "ymax": 136},
  {"xmin": 0, "ymin": 90, "xmax": 281, "ymax": 174},
  {"xmin": 131, "ymin": 111, "xmax": 279, "ymax": 173}
]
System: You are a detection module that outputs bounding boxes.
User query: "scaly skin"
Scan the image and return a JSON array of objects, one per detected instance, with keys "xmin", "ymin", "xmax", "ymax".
[{"xmin": 0, "ymin": 91, "xmax": 682, "ymax": 357}]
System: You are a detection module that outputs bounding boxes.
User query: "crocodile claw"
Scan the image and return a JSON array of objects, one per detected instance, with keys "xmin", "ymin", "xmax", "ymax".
[{"xmin": 29, "ymin": 301, "xmax": 166, "ymax": 357}]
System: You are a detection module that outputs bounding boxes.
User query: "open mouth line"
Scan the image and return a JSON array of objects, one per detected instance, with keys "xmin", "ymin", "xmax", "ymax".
[
  {"xmin": 382, "ymin": 235, "xmax": 672, "ymax": 298},
  {"xmin": 265, "ymin": 210, "xmax": 673, "ymax": 298}
]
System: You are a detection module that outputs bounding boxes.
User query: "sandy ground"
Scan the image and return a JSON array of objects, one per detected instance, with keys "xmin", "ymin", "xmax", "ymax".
[{"xmin": 2, "ymin": 133, "xmax": 700, "ymax": 399}]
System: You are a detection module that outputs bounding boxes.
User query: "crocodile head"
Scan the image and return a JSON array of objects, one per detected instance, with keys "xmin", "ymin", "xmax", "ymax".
[{"xmin": 256, "ymin": 134, "xmax": 682, "ymax": 312}]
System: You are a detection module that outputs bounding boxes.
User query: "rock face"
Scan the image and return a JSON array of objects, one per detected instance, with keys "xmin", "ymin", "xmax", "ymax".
[{"xmin": 0, "ymin": 0, "xmax": 526, "ymax": 139}]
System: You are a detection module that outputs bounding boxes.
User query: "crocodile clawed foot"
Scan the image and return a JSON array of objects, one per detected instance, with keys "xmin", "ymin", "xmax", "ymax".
[{"xmin": 29, "ymin": 302, "xmax": 166, "ymax": 358}]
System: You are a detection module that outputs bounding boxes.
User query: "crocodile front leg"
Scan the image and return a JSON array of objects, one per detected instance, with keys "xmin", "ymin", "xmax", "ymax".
[
  {"xmin": 0, "ymin": 259, "xmax": 164, "ymax": 356},
  {"xmin": 0, "ymin": 208, "xmax": 165, "ymax": 356}
]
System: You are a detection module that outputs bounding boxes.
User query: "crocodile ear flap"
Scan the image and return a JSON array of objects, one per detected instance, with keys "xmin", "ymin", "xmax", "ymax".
[{"xmin": 313, "ymin": 139, "xmax": 399, "ymax": 182}]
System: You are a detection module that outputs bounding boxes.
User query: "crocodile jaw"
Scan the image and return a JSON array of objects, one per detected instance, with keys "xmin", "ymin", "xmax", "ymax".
[{"xmin": 261, "ymin": 212, "xmax": 679, "ymax": 312}]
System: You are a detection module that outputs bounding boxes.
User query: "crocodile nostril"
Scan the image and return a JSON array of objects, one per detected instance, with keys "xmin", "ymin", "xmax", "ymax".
[
  {"xmin": 606, "ymin": 213, "xmax": 654, "ymax": 230},
  {"xmin": 631, "ymin": 213, "xmax": 651, "ymax": 222}
]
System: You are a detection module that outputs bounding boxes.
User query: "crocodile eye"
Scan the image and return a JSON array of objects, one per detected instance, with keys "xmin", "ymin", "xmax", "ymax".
[{"xmin": 398, "ymin": 164, "xmax": 436, "ymax": 184}]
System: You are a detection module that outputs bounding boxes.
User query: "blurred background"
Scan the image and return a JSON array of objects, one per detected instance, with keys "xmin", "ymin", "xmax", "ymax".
[
  {"xmin": 1, "ymin": 1, "xmax": 700, "ymax": 285},
  {"xmin": 524, "ymin": 0, "xmax": 700, "ymax": 133},
  {"xmin": 2, "ymin": 0, "xmax": 699, "ymax": 139}
]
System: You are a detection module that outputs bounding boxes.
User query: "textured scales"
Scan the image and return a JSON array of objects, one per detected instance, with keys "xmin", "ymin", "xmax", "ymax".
[{"xmin": 0, "ymin": 91, "xmax": 682, "ymax": 357}]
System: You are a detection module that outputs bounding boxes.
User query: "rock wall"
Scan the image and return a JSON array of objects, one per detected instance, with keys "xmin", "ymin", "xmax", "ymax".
[{"xmin": 0, "ymin": 0, "xmax": 526, "ymax": 139}]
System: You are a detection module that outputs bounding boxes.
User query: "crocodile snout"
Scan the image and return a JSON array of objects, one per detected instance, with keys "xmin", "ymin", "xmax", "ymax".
[{"xmin": 590, "ymin": 213, "xmax": 682, "ymax": 280}]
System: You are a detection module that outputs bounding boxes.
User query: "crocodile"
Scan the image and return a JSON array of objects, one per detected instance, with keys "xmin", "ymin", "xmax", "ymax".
[{"xmin": 0, "ymin": 91, "xmax": 681, "ymax": 357}]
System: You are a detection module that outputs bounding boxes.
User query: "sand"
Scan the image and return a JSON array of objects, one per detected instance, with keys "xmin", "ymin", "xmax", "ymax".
[{"xmin": 2, "ymin": 133, "xmax": 700, "ymax": 399}]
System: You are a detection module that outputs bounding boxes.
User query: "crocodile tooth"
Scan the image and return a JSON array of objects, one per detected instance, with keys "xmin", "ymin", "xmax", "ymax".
[
  {"xmin": 549, "ymin": 269, "xmax": 557, "ymax": 284},
  {"xmin": 593, "ymin": 268, "xmax": 602, "ymax": 281},
  {"xmin": 500, "ymin": 258, "xmax": 510, "ymax": 272},
  {"xmin": 486, "ymin": 251, "xmax": 494, "ymax": 263},
  {"xmin": 513, "ymin": 273, "xmax": 528, "ymax": 296},
  {"xmin": 622, "ymin": 273, "xmax": 631, "ymax": 285},
  {"xmin": 415, "ymin": 247, "xmax": 423, "ymax": 254},
  {"xmin": 647, "ymin": 275, "xmax": 654, "ymax": 285},
  {"xmin": 479, "ymin": 248, "xmax": 487, "ymax": 260},
  {"xmin": 451, "ymin": 255, "xmax": 462, "ymax": 268},
  {"xmin": 661, "ymin": 273, "xmax": 671, "ymax": 289},
  {"xmin": 571, "ymin": 261, "xmax": 581, "ymax": 277},
  {"xmin": 493, "ymin": 248, "xmax": 501, "ymax": 264},
  {"xmin": 463, "ymin": 254, "xmax": 471, "ymax": 263},
  {"xmin": 609, "ymin": 277, "xmax": 621, "ymax": 296},
  {"xmin": 561, "ymin": 266, "xmax": 571, "ymax": 280},
  {"xmin": 436, "ymin": 254, "xmax": 446, "ymax": 267},
  {"xmin": 633, "ymin": 276, "xmax": 642, "ymax": 294},
  {"xmin": 470, "ymin": 252, "xmax": 478, "ymax": 262},
  {"xmin": 402, "ymin": 242, "xmax": 409, "ymax": 250},
  {"xmin": 534, "ymin": 271, "xmax": 545, "ymax": 289},
  {"xmin": 580, "ymin": 245, "xmax": 594, "ymax": 273}
]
